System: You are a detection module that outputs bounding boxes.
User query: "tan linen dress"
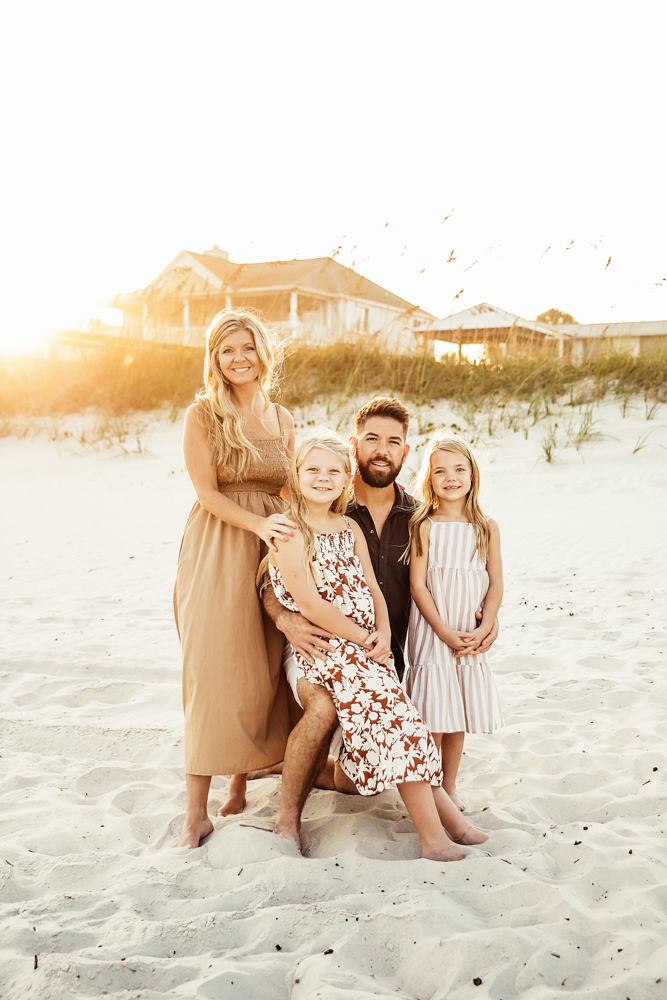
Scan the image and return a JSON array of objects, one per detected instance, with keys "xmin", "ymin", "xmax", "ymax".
[{"xmin": 174, "ymin": 404, "xmax": 291, "ymax": 776}]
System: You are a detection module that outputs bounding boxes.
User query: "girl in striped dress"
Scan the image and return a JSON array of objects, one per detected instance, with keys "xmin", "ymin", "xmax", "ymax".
[{"xmin": 405, "ymin": 435, "xmax": 503, "ymax": 810}]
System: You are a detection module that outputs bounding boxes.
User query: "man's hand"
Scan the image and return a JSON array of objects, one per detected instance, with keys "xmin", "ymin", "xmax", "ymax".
[
  {"xmin": 453, "ymin": 614, "xmax": 499, "ymax": 657},
  {"xmin": 278, "ymin": 608, "xmax": 336, "ymax": 665}
]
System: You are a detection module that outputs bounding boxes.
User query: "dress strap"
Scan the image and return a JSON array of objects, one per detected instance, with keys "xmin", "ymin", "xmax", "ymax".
[{"xmin": 275, "ymin": 403, "xmax": 283, "ymax": 437}]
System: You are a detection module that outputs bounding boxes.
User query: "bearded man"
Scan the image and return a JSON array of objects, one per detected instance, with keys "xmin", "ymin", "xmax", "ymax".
[{"xmin": 259, "ymin": 397, "xmax": 499, "ymax": 848}]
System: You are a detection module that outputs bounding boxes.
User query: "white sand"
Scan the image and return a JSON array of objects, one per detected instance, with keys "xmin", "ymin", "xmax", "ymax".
[{"xmin": 1, "ymin": 399, "xmax": 666, "ymax": 999}]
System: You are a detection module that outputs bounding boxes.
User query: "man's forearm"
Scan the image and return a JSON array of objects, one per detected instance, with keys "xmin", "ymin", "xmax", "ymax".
[{"xmin": 262, "ymin": 585, "xmax": 289, "ymax": 629}]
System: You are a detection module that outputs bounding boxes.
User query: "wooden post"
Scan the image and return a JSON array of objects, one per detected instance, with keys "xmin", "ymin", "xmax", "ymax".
[
  {"xmin": 225, "ymin": 293, "xmax": 233, "ymax": 312},
  {"xmin": 290, "ymin": 290, "xmax": 299, "ymax": 335}
]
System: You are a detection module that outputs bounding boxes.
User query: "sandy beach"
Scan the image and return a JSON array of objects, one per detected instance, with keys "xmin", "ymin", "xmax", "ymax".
[{"xmin": 1, "ymin": 399, "xmax": 666, "ymax": 999}]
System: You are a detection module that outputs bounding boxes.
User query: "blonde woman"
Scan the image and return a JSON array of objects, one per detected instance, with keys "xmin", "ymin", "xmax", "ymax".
[
  {"xmin": 405, "ymin": 435, "xmax": 504, "ymax": 810},
  {"xmin": 268, "ymin": 428, "xmax": 489, "ymax": 861},
  {"xmin": 174, "ymin": 310, "xmax": 297, "ymax": 848}
]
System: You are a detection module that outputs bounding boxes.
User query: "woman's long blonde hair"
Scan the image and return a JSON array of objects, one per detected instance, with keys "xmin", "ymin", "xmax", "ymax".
[
  {"xmin": 195, "ymin": 310, "xmax": 282, "ymax": 480},
  {"xmin": 404, "ymin": 434, "xmax": 490, "ymax": 564}
]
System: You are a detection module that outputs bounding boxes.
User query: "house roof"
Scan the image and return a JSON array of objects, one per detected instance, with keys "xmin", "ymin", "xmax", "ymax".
[
  {"xmin": 420, "ymin": 302, "xmax": 569, "ymax": 339},
  {"xmin": 186, "ymin": 252, "xmax": 431, "ymax": 315},
  {"xmin": 560, "ymin": 319, "xmax": 667, "ymax": 339},
  {"xmin": 420, "ymin": 302, "xmax": 667, "ymax": 340}
]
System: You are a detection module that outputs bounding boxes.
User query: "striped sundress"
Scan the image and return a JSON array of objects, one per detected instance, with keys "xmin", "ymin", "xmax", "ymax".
[{"xmin": 405, "ymin": 519, "xmax": 503, "ymax": 734}]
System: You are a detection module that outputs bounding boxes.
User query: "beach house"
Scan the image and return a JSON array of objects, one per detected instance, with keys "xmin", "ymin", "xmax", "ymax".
[
  {"xmin": 112, "ymin": 247, "xmax": 434, "ymax": 352},
  {"xmin": 417, "ymin": 302, "xmax": 667, "ymax": 360}
]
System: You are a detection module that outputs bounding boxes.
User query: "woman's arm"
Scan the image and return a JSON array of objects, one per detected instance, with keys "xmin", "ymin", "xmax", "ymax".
[
  {"xmin": 277, "ymin": 405, "xmax": 296, "ymax": 461},
  {"xmin": 348, "ymin": 520, "xmax": 392, "ymax": 663},
  {"xmin": 271, "ymin": 530, "xmax": 371, "ymax": 649},
  {"xmin": 473, "ymin": 519, "xmax": 503, "ymax": 639},
  {"xmin": 183, "ymin": 404, "xmax": 296, "ymax": 550},
  {"xmin": 410, "ymin": 520, "xmax": 472, "ymax": 651}
]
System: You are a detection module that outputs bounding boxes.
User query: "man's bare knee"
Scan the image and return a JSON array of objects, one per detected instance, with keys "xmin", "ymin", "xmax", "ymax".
[
  {"xmin": 334, "ymin": 762, "xmax": 359, "ymax": 795},
  {"xmin": 297, "ymin": 679, "xmax": 337, "ymax": 733}
]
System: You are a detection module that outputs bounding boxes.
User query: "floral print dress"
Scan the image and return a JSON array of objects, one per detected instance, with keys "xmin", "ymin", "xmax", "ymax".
[{"xmin": 269, "ymin": 522, "xmax": 442, "ymax": 795}]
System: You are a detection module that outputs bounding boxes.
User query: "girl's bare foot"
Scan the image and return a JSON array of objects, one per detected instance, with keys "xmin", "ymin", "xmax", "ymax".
[
  {"xmin": 177, "ymin": 814, "xmax": 213, "ymax": 848},
  {"xmin": 453, "ymin": 823, "xmax": 488, "ymax": 846},
  {"xmin": 217, "ymin": 773, "xmax": 248, "ymax": 816},
  {"xmin": 422, "ymin": 841, "xmax": 468, "ymax": 862},
  {"xmin": 446, "ymin": 787, "xmax": 466, "ymax": 812}
]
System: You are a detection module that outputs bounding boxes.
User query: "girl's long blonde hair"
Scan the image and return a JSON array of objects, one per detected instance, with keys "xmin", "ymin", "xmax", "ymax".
[
  {"xmin": 256, "ymin": 428, "xmax": 351, "ymax": 591},
  {"xmin": 404, "ymin": 434, "xmax": 490, "ymax": 564},
  {"xmin": 195, "ymin": 310, "xmax": 282, "ymax": 480},
  {"xmin": 286, "ymin": 428, "xmax": 351, "ymax": 570}
]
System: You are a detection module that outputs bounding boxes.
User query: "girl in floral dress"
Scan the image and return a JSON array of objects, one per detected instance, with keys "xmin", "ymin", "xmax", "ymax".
[{"xmin": 268, "ymin": 428, "xmax": 488, "ymax": 861}]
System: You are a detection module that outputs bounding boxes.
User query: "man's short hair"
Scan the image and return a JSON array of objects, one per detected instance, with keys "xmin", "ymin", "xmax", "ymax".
[{"xmin": 354, "ymin": 396, "xmax": 410, "ymax": 437}]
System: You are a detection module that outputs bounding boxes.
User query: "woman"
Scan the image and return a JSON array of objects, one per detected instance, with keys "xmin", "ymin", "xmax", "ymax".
[{"xmin": 174, "ymin": 310, "xmax": 297, "ymax": 848}]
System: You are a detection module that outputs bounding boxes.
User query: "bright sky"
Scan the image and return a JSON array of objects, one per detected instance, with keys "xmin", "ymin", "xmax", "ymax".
[{"xmin": 1, "ymin": 0, "xmax": 666, "ymax": 352}]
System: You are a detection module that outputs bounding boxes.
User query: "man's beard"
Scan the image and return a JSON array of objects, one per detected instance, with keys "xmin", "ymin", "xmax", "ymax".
[{"xmin": 357, "ymin": 453, "xmax": 401, "ymax": 489}]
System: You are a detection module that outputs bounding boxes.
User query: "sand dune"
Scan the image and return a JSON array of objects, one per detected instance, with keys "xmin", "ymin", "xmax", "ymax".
[{"xmin": 1, "ymin": 400, "xmax": 666, "ymax": 999}]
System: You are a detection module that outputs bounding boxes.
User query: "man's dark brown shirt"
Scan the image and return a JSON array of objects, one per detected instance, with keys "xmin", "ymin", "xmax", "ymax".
[{"xmin": 346, "ymin": 482, "xmax": 417, "ymax": 680}]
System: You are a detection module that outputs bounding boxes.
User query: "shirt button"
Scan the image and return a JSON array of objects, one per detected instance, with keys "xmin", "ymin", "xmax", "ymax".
[{"xmin": 370, "ymin": 529, "xmax": 374, "ymax": 534}]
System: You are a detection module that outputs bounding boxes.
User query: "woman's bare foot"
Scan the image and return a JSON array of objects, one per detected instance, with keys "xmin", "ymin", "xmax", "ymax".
[
  {"xmin": 217, "ymin": 789, "xmax": 246, "ymax": 816},
  {"xmin": 177, "ymin": 813, "xmax": 214, "ymax": 848},
  {"xmin": 217, "ymin": 774, "xmax": 248, "ymax": 816},
  {"xmin": 422, "ymin": 841, "xmax": 468, "ymax": 862},
  {"xmin": 453, "ymin": 823, "xmax": 488, "ymax": 846}
]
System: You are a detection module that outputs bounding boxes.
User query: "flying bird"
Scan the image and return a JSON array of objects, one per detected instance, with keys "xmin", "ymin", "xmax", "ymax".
[
  {"xmin": 446, "ymin": 250, "xmax": 457, "ymax": 263},
  {"xmin": 652, "ymin": 278, "xmax": 666, "ymax": 287},
  {"xmin": 565, "ymin": 240, "xmax": 575, "ymax": 251},
  {"xmin": 453, "ymin": 288, "xmax": 464, "ymax": 300},
  {"xmin": 541, "ymin": 245, "xmax": 552, "ymax": 258},
  {"xmin": 441, "ymin": 211, "xmax": 454, "ymax": 223},
  {"xmin": 419, "ymin": 268, "xmax": 426, "ymax": 273},
  {"xmin": 605, "ymin": 256, "xmax": 612, "ymax": 270},
  {"xmin": 384, "ymin": 222, "xmax": 390, "ymax": 228},
  {"xmin": 401, "ymin": 245, "xmax": 407, "ymax": 256},
  {"xmin": 464, "ymin": 260, "xmax": 478, "ymax": 272}
]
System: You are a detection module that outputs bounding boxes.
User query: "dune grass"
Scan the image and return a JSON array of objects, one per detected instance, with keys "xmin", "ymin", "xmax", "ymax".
[{"xmin": 1, "ymin": 336, "xmax": 665, "ymax": 430}]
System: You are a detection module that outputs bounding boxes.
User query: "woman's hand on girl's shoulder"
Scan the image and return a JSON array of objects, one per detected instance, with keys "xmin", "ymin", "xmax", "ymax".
[{"xmin": 258, "ymin": 513, "xmax": 299, "ymax": 552}]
